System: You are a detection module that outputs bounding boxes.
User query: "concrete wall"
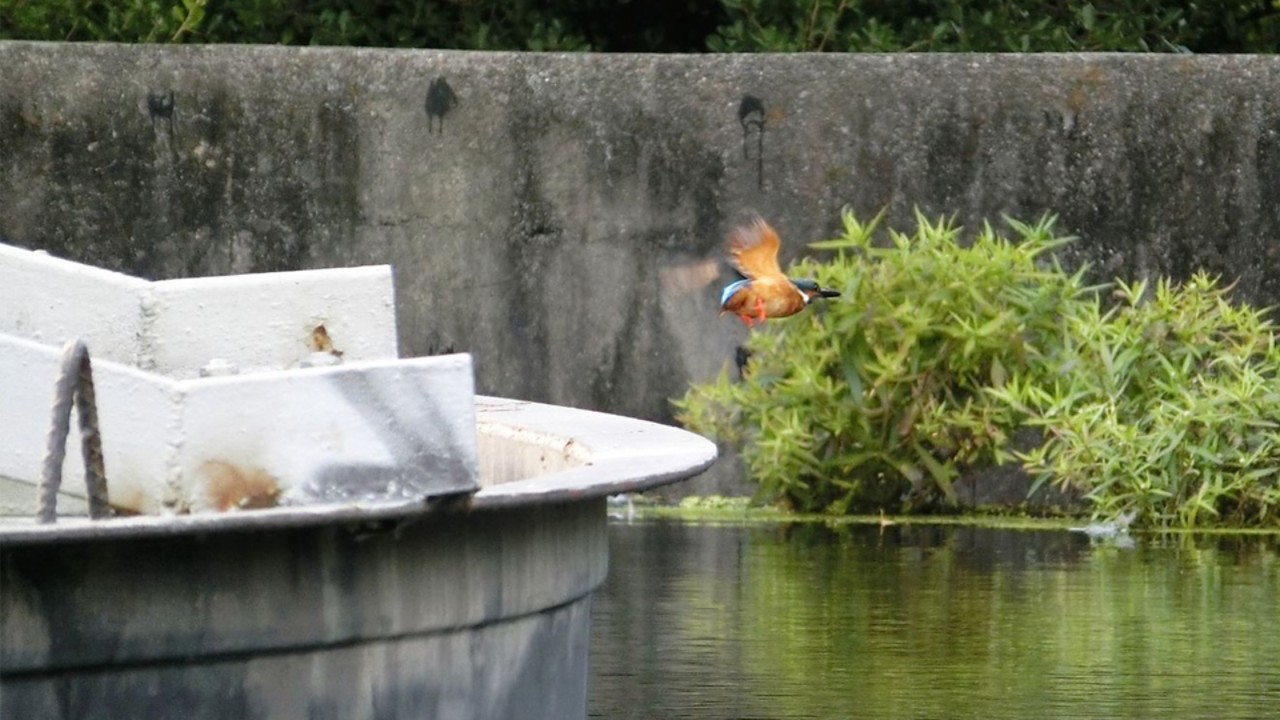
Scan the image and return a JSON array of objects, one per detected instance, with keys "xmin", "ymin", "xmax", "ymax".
[{"xmin": 6, "ymin": 43, "xmax": 1280, "ymax": 493}]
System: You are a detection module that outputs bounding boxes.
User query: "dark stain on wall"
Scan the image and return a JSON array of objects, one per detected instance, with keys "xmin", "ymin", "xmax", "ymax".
[
  {"xmin": 1, "ymin": 75, "xmax": 361, "ymax": 281},
  {"xmin": 738, "ymin": 95, "xmax": 765, "ymax": 191},
  {"xmin": 36, "ymin": 99, "xmax": 163, "ymax": 277},
  {"xmin": 425, "ymin": 77, "xmax": 458, "ymax": 134},
  {"xmin": 148, "ymin": 90, "xmax": 175, "ymax": 134}
]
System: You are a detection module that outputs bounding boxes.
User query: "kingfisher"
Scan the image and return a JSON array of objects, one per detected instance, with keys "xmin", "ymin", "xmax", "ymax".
[{"xmin": 719, "ymin": 218, "xmax": 840, "ymax": 326}]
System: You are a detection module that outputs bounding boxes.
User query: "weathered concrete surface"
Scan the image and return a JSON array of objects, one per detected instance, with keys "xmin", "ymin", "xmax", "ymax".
[
  {"xmin": 5, "ymin": 44, "xmax": 1280, "ymax": 495},
  {"xmin": 1, "ymin": 501, "xmax": 604, "ymax": 720}
]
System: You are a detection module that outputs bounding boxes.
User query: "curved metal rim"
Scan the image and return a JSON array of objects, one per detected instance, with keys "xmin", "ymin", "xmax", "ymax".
[{"xmin": 0, "ymin": 395, "xmax": 717, "ymax": 545}]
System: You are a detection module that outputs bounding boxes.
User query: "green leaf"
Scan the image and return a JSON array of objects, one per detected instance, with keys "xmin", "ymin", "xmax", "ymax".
[
  {"xmin": 914, "ymin": 441, "xmax": 958, "ymax": 504},
  {"xmin": 1081, "ymin": 3, "xmax": 1096, "ymax": 31}
]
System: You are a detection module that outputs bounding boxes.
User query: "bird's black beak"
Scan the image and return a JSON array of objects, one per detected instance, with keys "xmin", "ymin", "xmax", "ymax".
[{"xmin": 792, "ymin": 278, "xmax": 841, "ymax": 301}]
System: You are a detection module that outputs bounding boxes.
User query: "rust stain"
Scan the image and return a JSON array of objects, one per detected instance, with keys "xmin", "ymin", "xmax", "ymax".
[
  {"xmin": 1066, "ymin": 64, "xmax": 1108, "ymax": 114},
  {"xmin": 19, "ymin": 105, "xmax": 65, "ymax": 129},
  {"xmin": 107, "ymin": 486, "xmax": 148, "ymax": 516},
  {"xmin": 309, "ymin": 324, "xmax": 344, "ymax": 357},
  {"xmin": 200, "ymin": 460, "xmax": 282, "ymax": 511}
]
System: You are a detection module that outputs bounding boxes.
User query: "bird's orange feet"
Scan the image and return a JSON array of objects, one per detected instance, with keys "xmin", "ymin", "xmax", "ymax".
[{"xmin": 754, "ymin": 298, "xmax": 767, "ymax": 324}]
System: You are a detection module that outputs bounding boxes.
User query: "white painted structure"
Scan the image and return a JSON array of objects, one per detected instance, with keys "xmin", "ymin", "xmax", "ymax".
[
  {"xmin": 0, "ymin": 243, "xmax": 477, "ymax": 517},
  {"xmin": 0, "ymin": 243, "xmax": 398, "ymax": 377}
]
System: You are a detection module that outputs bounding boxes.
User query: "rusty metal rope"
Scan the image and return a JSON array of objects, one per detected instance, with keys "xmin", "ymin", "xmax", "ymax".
[{"xmin": 38, "ymin": 339, "xmax": 111, "ymax": 523}]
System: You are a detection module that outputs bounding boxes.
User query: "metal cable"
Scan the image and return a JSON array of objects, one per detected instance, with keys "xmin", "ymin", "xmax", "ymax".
[{"xmin": 38, "ymin": 339, "xmax": 110, "ymax": 523}]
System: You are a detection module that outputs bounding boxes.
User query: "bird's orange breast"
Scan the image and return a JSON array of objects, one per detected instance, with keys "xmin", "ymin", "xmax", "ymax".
[{"xmin": 723, "ymin": 279, "xmax": 807, "ymax": 319}]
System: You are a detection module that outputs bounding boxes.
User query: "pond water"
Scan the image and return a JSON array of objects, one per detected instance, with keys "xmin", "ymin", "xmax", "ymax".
[{"xmin": 589, "ymin": 521, "xmax": 1280, "ymax": 720}]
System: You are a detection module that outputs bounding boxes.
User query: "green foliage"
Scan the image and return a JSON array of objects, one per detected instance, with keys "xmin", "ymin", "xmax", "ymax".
[
  {"xmin": 194, "ymin": 1, "xmax": 594, "ymax": 50},
  {"xmin": 708, "ymin": 0, "xmax": 1280, "ymax": 53},
  {"xmin": 991, "ymin": 274, "xmax": 1280, "ymax": 527},
  {"xmin": 0, "ymin": 0, "xmax": 588, "ymax": 47},
  {"xmin": 676, "ymin": 209, "xmax": 1280, "ymax": 528},
  {"xmin": 0, "ymin": 0, "xmax": 715, "ymax": 49},
  {"xmin": 0, "ymin": 0, "xmax": 205, "ymax": 43},
  {"xmin": 677, "ymin": 495, "xmax": 755, "ymax": 512},
  {"xmin": 4, "ymin": 0, "xmax": 1280, "ymax": 52}
]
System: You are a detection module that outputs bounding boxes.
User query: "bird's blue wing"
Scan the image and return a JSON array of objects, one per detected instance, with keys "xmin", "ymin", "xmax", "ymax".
[{"xmin": 720, "ymin": 279, "xmax": 751, "ymax": 308}]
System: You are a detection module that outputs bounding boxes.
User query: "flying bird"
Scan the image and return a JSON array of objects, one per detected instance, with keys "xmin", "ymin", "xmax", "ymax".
[{"xmin": 719, "ymin": 218, "xmax": 840, "ymax": 327}]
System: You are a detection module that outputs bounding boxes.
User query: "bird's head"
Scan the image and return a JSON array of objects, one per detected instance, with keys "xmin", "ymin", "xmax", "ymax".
[{"xmin": 791, "ymin": 278, "xmax": 841, "ymax": 304}]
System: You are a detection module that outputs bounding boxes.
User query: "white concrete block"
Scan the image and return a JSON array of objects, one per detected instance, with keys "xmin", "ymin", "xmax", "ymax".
[
  {"xmin": 0, "ymin": 335, "xmax": 177, "ymax": 515},
  {"xmin": 0, "ymin": 244, "xmax": 149, "ymax": 366},
  {"xmin": 0, "ymin": 332, "xmax": 477, "ymax": 516},
  {"xmin": 0, "ymin": 242, "xmax": 399, "ymax": 379},
  {"xmin": 177, "ymin": 354, "xmax": 477, "ymax": 512},
  {"xmin": 148, "ymin": 267, "xmax": 399, "ymax": 378}
]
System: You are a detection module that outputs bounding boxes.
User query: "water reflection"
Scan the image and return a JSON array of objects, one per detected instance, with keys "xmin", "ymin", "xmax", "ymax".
[{"xmin": 589, "ymin": 521, "xmax": 1280, "ymax": 720}]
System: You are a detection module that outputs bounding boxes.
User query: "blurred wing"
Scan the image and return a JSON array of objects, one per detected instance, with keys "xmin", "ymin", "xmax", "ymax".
[
  {"xmin": 659, "ymin": 257, "xmax": 722, "ymax": 296},
  {"xmin": 727, "ymin": 218, "xmax": 784, "ymax": 280}
]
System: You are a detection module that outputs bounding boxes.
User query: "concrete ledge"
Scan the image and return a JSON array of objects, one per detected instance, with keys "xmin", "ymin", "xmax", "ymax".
[{"xmin": 473, "ymin": 396, "xmax": 718, "ymax": 507}]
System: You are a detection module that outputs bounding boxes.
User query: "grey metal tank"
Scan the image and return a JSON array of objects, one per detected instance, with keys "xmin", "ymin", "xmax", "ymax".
[{"xmin": 0, "ymin": 396, "xmax": 716, "ymax": 720}]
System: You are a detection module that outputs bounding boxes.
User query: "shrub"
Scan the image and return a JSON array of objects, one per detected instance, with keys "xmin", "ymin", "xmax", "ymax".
[
  {"xmin": 0, "ymin": 0, "xmax": 206, "ymax": 43},
  {"xmin": 0, "ymin": 0, "xmax": 713, "ymax": 50},
  {"xmin": 707, "ymin": 0, "xmax": 1280, "ymax": 53},
  {"xmin": 4, "ymin": 0, "xmax": 1280, "ymax": 53},
  {"xmin": 676, "ymin": 210, "xmax": 1087, "ymax": 514},
  {"xmin": 991, "ymin": 274, "xmax": 1280, "ymax": 527},
  {"xmin": 675, "ymin": 209, "xmax": 1280, "ymax": 528}
]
